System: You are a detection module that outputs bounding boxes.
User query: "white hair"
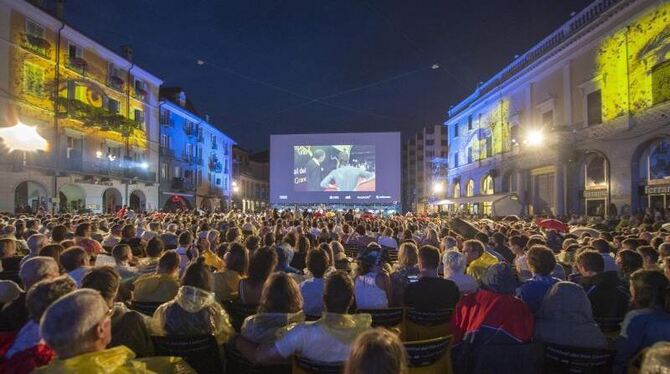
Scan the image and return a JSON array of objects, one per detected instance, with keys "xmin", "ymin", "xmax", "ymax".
[
  {"xmin": 442, "ymin": 250, "xmax": 466, "ymax": 277},
  {"xmin": 19, "ymin": 256, "xmax": 59, "ymax": 289},
  {"xmin": 40, "ymin": 289, "xmax": 107, "ymax": 358},
  {"xmin": 27, "ymin": 234, "xmax": 48, "ymax": 254}
]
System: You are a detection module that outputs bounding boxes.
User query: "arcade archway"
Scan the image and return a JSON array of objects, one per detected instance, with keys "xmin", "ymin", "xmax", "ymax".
[
  {"xmin": 102, "ymin": 188, "xmax": 123, "ymax": 214},
  {"xmin": 59, "ymin": 184, "xmax": 86, "ymax": 213},
  {"xmin": 14, "ymin": 181, "xmax": 48, "ymax": 213},
  {"xmin": 129, "ymin": 190, "xmax": 146, "ymax": 212}
]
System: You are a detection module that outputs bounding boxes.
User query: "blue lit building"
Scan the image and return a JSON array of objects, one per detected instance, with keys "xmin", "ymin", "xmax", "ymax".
[{"xmin": 158, "ymin": 88, "xmax": 235, "ymax": 211}]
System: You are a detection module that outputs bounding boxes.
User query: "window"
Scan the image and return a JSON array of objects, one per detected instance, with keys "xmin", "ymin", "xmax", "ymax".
[
  {"xmin": 25, "ymin": 19, "xmax": 44, "ymax": 37},
  {"xmin": 23, "ymin": 63, "xmax": 44, "ymax": 97},
  {"xmin": 160, "ymin": 162, "xmax": 168, "ymax": 180},
  {"xmin": 481, "ymin": 175, "xmax": 494, "ymax": 195},
  {"xmin": 134, "ymin": 109, "xmax": 144, "ymax": 125},
  {"xmin": 485, "ymin": 137, "xmax": 492, "ymax": 158},
  {"xmin": 160, "ymin": 134, "xmax": 169, "ymax": 148},
  {"xmin": 174, "ymin": 166, "xmax": 181, "ymax": 178},
  {"xmin": 453, "ymin": 152, "xmax": 459, "ymax": 168},
  {"xmin": 68, "ymin": 42, "xmax": 82, "ymax": 60},
  {"xmin": 542, "ymin": 110, "xmax": 554, "ymax": 128},
  {"xmin": 67, "ymin": 82, "xmax": 86, "ymax": 102},
  {"xmin": 134, "ymin": 79, "xmax": 145, "ymax": 92},
  {"xmin": 465, "ymin": 179, "xmax": 475, "ymax": 197},
  {"xmin": 453, "ymin": 123, "xmax": 459, "ymax": 137},
  {"xmin": 106, "ymin": 98, "xmax": 119, "ymax": 113},
  {"xmin": 652, "ymin": 60, "xmax": 670, "ymax": 105},
  {"xmin": 468, "ymin": 115, "xmax": 473, "ymax": 130},
  {"xmin": 159, "ymin": 108, "xmax": 170, "ymax": 124},
  {"xmin": 510, "ymin": 125, "xmax": 519, "ymax": 144},
  {"xmin": 585, "ymin": 154, "xmax": 606, "ymax": 188},
  {"xmin": 587, "ymin": 90, "xmax": 602, "ymax": 125},
  {"xmin": 467, "ymin": 147, "xmax": 473, "ymax": 163},
  {"xmin": 426, "ymin": 139, "xmax": 434, "ymax": 146},
  {"xmin": 185, "ymin": 143, "xmax": 193, "ymax": 159}
]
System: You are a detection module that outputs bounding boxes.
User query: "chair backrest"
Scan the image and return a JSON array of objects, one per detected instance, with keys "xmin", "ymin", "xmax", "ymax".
[
  {"xmin": 594, "ymin": 317, "xmax": 623, "ymax": 333},
  {"xmin": 151, "ymin": 334, "xmax": 222, "ymax": 374},
  {"xmin": 468, "ymin": 342, "xmax": 544, "ymax": 374},
  {"xmin": 404, "ymin": 335, "xmax": 453, "ymax": 374},
  {"xmin": 304, "ymin": 314, "xmax": 321, "ymax": 322},
  {"xmin": 292, "ymin": 356, "xmax": 343, "ymax": 374},
  {"xmin": 543, "ymin": 343, "xmax": 616, "ymax": 374},
  {"xmin": 0, "ymin": 270, "xmax": 21, "ymax": 286},
  {"xmin": 357, "ymin": 308, "xmax": 404, "ymax": 328},
  {"xmin": 226, "ymin": 343, "xmax": 292, "ymax": 374},
  {"xmin": 404, "ymin": 308, "xmax": 453, "ymax": 341},
  {"xmin": 129, "ymin": 300, "xmax": 163, "ymax": 316},
  {"xmin": 223, "ymin": 300, "xmax": 258, "ymax": 332}
]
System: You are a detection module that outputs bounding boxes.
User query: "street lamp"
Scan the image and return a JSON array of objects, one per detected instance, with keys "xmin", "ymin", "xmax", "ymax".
[
  {"xmin": 0, "ymin": 121, "xmax": 49, "ymax": 153},
  {"xmin": 432, "ymin": 181, "xmax": 445, "ymax": 194},
  {"xmin": 524, "ymin": 128, "xmax": 545, "ymax": 147}
]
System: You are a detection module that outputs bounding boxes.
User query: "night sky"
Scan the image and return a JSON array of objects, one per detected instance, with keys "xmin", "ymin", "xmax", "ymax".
[{"xmin": 63, "ymin": 0, "xmax": 593, "ymax": 150}]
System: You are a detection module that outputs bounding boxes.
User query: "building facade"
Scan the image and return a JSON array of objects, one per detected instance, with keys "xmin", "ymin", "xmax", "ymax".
[
  {"xmin": 158, "ymin": 88, "xmax": 234, "ymax": 212},
  {"xmin": 402, "ymin": 124, "xmax": 448, "ymax": 213},
  {"xmin": 445, "ymin": 0, "xmax": 670, "ymax": 217},
  {"xmin": 232, "ymin": 146, "xmax": 268, "ymax": 212},
  {"xmin": 0, "ymin": 0, "xmax": 162, "ymax": 213}
]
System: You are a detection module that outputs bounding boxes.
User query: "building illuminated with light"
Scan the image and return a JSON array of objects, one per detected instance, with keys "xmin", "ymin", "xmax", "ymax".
[
  {"xmin": 0, "ymin": 0, "xmax": 162, "ymax": 213},
  {"xmin": 232, "ymin": 146, "xmax": 268, "ymax": 213},
  {"xmin": 445, "ymin": 0, "xmax": 670, "ymax": 217},
  {"xmin": 158, "ymin": 88, "xmax": 235, "ymax": 211},
  {"xmin": 402, "ymin": 124, "xmax": 448, "ymax": 213}
]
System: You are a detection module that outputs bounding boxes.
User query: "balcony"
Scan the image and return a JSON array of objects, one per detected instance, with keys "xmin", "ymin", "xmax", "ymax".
[
  {"xmin": 211, "ymin": 142, "xmax": 218, "ymax": 150},
  {"xmin": 66, "ymin": 57, "xmax": 88, "ymax": 76},
  {"xmin": 159, "ymin": 146, "xmax": 174, "ymax": 158},
  {"xmin": 209, "ymin": 159, "xmax": 223, "ymax": 173},
  {"xmin": 57, "ymin": 98, "xmax": 140, "ymax": 136},
  {"xmin": 21, "ymin": 33, "xmax": 50, "ymax": 59},
  {"xmin": 196, "ymin": 132, "xmax": 204, "ymax": 143},
  {"xmin": 133, "ymin": 86, "xmax": 148, "ymax": 102},
  {"xmin": 107, "ymin": 75, "xmax": 124, "ymax": 91},
  {"xmin": 171, "ymin": 177, "xmax": 194, "ymax": 192},
  {"xmin": 183, "ymin": 124, "xmax": 195, "ymax": 136}
]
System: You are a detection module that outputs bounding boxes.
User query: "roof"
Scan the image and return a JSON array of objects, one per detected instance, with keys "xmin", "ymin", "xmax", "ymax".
[{"xmin": 159, "ymin": 87, "xmax": 199, "ymax": 115}]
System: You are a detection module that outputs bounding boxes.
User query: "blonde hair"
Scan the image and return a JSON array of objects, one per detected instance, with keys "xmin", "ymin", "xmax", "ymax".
[
  {"xmin": 398, "ymin": 242, "xmax": 418, "ymax": 268},
  {"xmin": 344, "ymin": 328, "xmax": 407, "ymax": 374}
]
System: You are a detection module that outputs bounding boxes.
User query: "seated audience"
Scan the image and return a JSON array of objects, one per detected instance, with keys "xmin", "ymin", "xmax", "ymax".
[
  {"xmin": 241, "ymin": 272, "xmax": 305, "ymax": 344},
  {"xmin": 1, "ymin": 276, "xmax": 75, "ymax": 373},
  {"xmin": 138, "ymin": 237, "xmax": 164, "ymax": 275},
  {"xmin": 404, "ymin": 245, "xmax": 459, "ymax": 310},
  {"xmin": 37, "ymin": 289, "xmax": 191, "ymax": 373},
  {"xmin": 111, "ymin": 244, "xmax": 139, "ymax": 280},
  {"xmin": 160, "ymin": 224, "xmax": 179, "ymax": 249},
  {"xmin": 21, "ymin": 234, "xmax": 47, "ymax": 266},
  {"xmin": 616, "ymin": 249, "xmax": 644, "ymax": 288},
  {"xmin": 442, "ymin": 250, "xmax": 478, "ymax": 295},
  {"xmin": 354, "ymin": 247, "xmax": 390, "ymax": 309},
  {"xmin": 74, "ymin": 223, "xmax": 104, "ymax": 256},
  {"xmin": 463, "ymin": 239, "xmax": 499, "ymax": 282},
  {"xmin": 639, "ymin": 341, "xmax": 670, "ymax": 373},
  {"xmin": 637, "ymin": 245, "xmax": 660, "ymax": 270},
  {"xmin": 591, "ymin": 238, "xmax": 618, "ymax": 272},
  {"xmin": 0, "ymin": 238, "xmax": 21, "ymax": 280},
  {"xmin": 82, "ymin": 266, "xmax": 154, "ymax": 357},
  {"xmin": 515, "ymin": 245, "xmax": 560, "ymax": 314},
  {"xmin": 576, "ymin": 250, "xmax": 630, "ymax": 324},
  {"xmin": 300, "ymin": 247, "xmax": 328, "ymax": 316},
  {"xmin": 388, "ymin": 242, "xmax": 420, "ymax": 307},
  {"xmin": 214, "ymin": 242, "xmax": 249, "ymax": 303},
  {"xmin": 239, "ymin": 246, "xmax": 277, "ymax": 305},
  {"xmin": 235, "ymin": 270, "xmax": 372, "ymax": 363},
  {"xmin": 534, "ymin": 281, "xmax": 607, "ymax": 348},
  {"xmin": 60, "ymin": 246, "xmax": 90, "ymax": 287},
  {"xmin": 175, "ymin": 231, "xmax": 196, "ymax": 276},
  {"xmin": 119, "ymin": 224, "xmax": 144, "ymax": 257},
  {"xmin": 614, "ymin": 270, "xmax": 670, "ymax": 374},
  {"xmin": 344, "ymin": 328, "xmax": 407, "ymax": 374},
  {"xmin": 133, "ymin": 251, "xmax": 180, "ymax": 303},
  {"xmin": 151, "ymin": 257, "xmax": 233, "ymax": 344}
]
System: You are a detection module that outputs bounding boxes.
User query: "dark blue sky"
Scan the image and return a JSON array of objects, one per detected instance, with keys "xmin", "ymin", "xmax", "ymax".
[{"xmin": 63, "ymin": 0, "xmax": 592, "ymax": 150}]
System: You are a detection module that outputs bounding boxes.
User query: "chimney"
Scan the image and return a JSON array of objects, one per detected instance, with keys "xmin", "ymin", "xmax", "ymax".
[
  {"xmin": 121, "ymin": 45, "xmax": 133, "ymax": 61},
  {"xmin": 56, "ymin": 0, "xmax": 64, "ymax": 19}
]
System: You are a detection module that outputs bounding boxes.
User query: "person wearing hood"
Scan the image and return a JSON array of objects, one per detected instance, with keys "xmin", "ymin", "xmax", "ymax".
[
  {"xmin": 82, "ymin": 266, "xmax": 154, "ymax": 358},
  {"xmin": 133, "ymin": 251, "xmax": 180, "ymax": 303},
  {"xmin": 534, "ymin": 281, "xmax": 607, "ymax": 348},
  {"xmin": 275, "ymin": 242, "xmax": 302, "ymax": 275},
  {"xmin": 241, "ymin": 272, "xmax": 305, "ymax": 344},
  {"xmin": 462, "ymin": 239, "xmax": 499, "ymax": 282},
  {"xmin": 234, "ymin": 271, "xmax": 372, "ymax": 364},
  {"xmin": 151, "ymin": 257, "xmax": 233, "ymax": 344},
  {"xmin": 450, "ymin": 262, "xmax": 534, "ymax": 369}
]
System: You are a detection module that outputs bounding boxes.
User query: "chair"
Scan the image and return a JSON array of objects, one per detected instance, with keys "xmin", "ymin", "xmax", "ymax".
[
  {"xmin": 404, "ymin": 308, "xmax": 452, "ymax": 341},
  {"xmin": 403, "ymin": 335, "xmax": 453, "ymax": 374},
  {"xmin": 467, "ymin": 342, "xmax": 543, "ymax": 374},
  {"xmin": 151, "ymin": 334, "xmax": 222, "ymax": 374},
  {"xmin": 292, "ymin": 356, "xmax": 343, "ymax": 374},
  {"xmin": 594, "ymin": 317, "xmax": 623, "ymax": 333},
  {"xmin": 222, "ymin": 301, "xmax": 258, "ymax": 332},
  {"xmin": 128, "ymin": 300, "xmax": 163, "ymax": 316},
  {"xmin": 225, "ymin": 344, "xmax": 291, "ymax": 374},
  {"xmin": 0, "ymin": 270, "xmax": 21, "ymax": 286},
  {"xmin": 543, "ymin": 343, "xmax": 616, "ymax": 374},
  {"xmin": 357, "ymin": 308, "xmax": 404, "ymax": 330},
  {"xmin": 304, "ymin": 314, "xmax": 321, "ymax": 322}
]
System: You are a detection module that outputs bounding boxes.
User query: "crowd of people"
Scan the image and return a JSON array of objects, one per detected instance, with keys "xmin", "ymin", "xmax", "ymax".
[{"xmin": 0, "ymin": 207, "xmax": 668, "ymax": 373}]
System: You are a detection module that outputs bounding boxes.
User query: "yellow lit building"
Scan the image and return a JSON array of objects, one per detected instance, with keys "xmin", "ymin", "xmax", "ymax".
[
  {"xmin": 445, "ymin": 0, "xmax": 670, "ymax": 217},
  {"xmin": 0, "ymin": 0, "xmax": 162, "ymax": 213}
]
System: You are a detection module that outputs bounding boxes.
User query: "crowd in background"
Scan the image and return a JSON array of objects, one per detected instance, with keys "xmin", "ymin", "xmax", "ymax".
[{"xmin": 0, "ymin": 207, "xmax": 668, "ymax": 373}]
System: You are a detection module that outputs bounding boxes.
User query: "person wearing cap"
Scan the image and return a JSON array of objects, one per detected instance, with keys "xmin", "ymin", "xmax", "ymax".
[{"xmin": 450, "ymin": 262, "xmax": 534, "ymax": 372}]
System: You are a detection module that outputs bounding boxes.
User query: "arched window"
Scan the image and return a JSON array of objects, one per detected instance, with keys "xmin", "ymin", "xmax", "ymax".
[
  {"xmin": 647, "ymin": 140, "xmax": 670, "ymax": 181},
  {"xmin": 465, "ymin": 179, "xmax": 475, "ymax": 197},
  {"xmin": 481, "ymin": 175, "xmax": 494, "ymax": 195},
  {"xmin": 453, "ymin": 183, "xmax": 461, "ymax": 198},
  {"xmin": 585, "ymin": 153, "xmax": 607, "ymax": 188},
  {"xmin": 502, "ymin": 171, "xmax": 517, "ymax": 193}
]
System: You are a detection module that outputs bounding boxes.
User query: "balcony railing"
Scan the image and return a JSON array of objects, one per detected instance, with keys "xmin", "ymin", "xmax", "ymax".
[
  {"xmin": 66, "ymin": 57, "xmax": 88, "ymax": 76},
  {"xmin": 107, "ymin": 75, "xmax": 124, "ymax": 91},
  {"xmin": 21, "ymin": 33, "xmax": 50, "ymax": 58}
]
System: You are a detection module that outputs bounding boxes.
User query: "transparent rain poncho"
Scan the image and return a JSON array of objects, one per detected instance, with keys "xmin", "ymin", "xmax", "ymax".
[
  {"xmin": 240, "ymin": 311, "xmax": 305, "ymax": 344},
  {"xmin": 150, "ymin": 286, "xmax": 233, "ymax": 344}
]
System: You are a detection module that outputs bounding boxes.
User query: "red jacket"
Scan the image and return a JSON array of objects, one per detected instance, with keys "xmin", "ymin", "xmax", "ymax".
[
  {"xmin": 450, "ymin": 289, "xmax": 534, "ymax": 345},
  {"xmin": 0, "ymin": 344, "xmax": 54, "ymax": 374}
]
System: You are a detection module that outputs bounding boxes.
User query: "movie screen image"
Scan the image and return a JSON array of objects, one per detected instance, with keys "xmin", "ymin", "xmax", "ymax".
[{"xmin": 293, "ymin": 145, "xmax": 375, "ymax": 192}]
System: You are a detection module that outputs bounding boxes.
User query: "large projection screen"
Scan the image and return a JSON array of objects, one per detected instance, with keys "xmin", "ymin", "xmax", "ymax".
[{"xmin": 270, "ymin": 132, "xmax": 401, "ymax": 205}]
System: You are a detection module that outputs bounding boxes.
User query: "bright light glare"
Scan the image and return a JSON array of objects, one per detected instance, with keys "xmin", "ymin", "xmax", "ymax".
[
  {"xmin": 233, "ymin": 185, "xmax": 240, "ymax": 193},
  {"xmin": 139, "ymin": 162, "xmax": 149, "ymax": 169},
  {"xmin": 0, "ymin": 122, "xmax": 48, "ymax": 152},
  {"xmin": 432, "ymin": 182, "xmax": 445, "ymax": 194},
  {"xmin": 525, "ymin": 129, "xmax": 545, "ymax": 147},
  {"xmin": 96, "ymin": 150, "xmax": 103, "ymax": 159}
]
